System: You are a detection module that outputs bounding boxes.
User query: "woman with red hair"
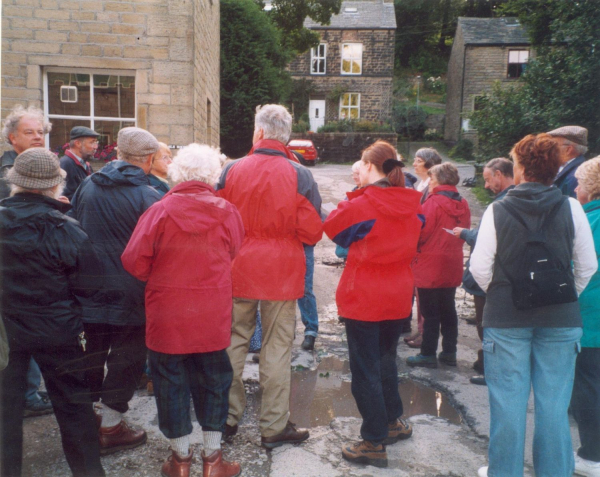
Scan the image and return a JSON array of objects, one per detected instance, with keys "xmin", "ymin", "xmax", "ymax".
[
  {"xmin": 324, "ymin": 140, "xmax": 422, "ymax": 468},
  {"xmin": 471, "ymin": 133, "xmax": 597, "ymax": 477}
]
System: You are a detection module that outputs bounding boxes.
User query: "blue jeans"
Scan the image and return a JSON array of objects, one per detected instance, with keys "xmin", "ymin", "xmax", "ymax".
[
  {"xmin": 298, "ymin": 244, "xmax": 318, "ymax": 337},
  {"xmin": 25, "ymin": 357, "xmax": 42, "ymax": 405},
  {"xmin": 484, "ymin": 327, "xmax": 582, "ymax": 477}
]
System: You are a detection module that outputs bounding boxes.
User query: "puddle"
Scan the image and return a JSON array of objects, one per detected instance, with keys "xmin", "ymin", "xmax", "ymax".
[{"xmin": 289, "ymin": 356, "xmax": 462, "ymax": 428}]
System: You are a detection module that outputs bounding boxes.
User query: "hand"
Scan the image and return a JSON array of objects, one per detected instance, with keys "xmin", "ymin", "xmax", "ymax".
[
  {"xmin": 57, "ymin": 196, "xmax": 70, "ymax": 205},
  {"xmin": 452, "ymin": 227, "xmax": 464, "ymax": 238}
]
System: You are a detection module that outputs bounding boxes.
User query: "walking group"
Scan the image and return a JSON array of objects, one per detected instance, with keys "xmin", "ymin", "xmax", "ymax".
[{"xmin": 0, "ymin": 101, "xmax": 598, "ymax": 477}]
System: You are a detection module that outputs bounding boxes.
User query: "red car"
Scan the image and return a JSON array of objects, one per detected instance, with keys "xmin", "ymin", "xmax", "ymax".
[{"xmin": 287, "ymin": 139, "xmax": 318, "ymax": 166}]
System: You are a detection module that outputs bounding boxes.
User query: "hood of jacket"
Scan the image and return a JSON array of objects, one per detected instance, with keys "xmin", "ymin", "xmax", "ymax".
[
  {"xmin": 0, "ymin": 193, "xmax": 72, "ymax": 253},
  {"xmin": 91, "ymin": 160, "xmax": 150, "ymax": 187},
  {"xmin": 348, "ymin": 181, "xmax": 422, "ymax": 218},
  {"xmin": 428, "ymin": 185, "xmax": 468, "ymax": 219},
  {"xmin": 504, "ymin": 182, "xmax": 564, "ymax": 216},
  {"xmin": 162, "ymin": 181, "xmax": 231, "ymax": 234}
]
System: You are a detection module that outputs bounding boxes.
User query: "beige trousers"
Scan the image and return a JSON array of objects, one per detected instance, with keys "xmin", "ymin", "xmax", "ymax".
[{"xmin": 226, "ymin": 298, "xmax": 296, "ymax": 437}]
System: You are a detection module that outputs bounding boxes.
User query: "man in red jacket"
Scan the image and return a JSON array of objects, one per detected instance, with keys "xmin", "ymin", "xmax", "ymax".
[{"xmin": 217, "ymin": 104, "xmax": 323, "ymax": 448}]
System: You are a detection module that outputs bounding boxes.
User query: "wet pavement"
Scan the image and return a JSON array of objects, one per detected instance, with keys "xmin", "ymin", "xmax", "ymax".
[{"xmin": 20, "ymin": 160, "xmax": 578, "ymax": 476}]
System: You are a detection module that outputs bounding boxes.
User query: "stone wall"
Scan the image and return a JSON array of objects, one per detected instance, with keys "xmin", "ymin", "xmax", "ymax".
[
  {"xmin": 444, "ymin": 23, "xmax": 465, "ymax": 142},
  {"xmin": 290, "ymin": 132, "xmax": 398, "ymax": 163},
  {"xmin": 289, "ymin": 28, "xmax": 395, "ymax": 122},
  {"xmin": 1, "ymin": 0, "xmax": 219, "ymax": 152}
]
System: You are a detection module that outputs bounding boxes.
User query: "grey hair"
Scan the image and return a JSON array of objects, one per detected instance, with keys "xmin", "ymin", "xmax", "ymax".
[
  {"xmin": 428, "ymin": 162, "xmax": 460, "ymax": 186},
  {"xmin": 485, "ymin": 157, "xmax": 514, "ymax": 178},
  {"xmin": 564, "ymin": 139, "xmax": 588, "ymax": 156},
  {"xmin": 415, "ymin": 147, "xmax": 442, "ymax": 169},
  {"xmin": 351, "ymin": 160, "xmax": 362, "ymax": 172},
  {"xmin": 118, "ymin": 150, "xmax": 150, "ymax": 164},
  {"xmin": 168, "ymin": 143, "xmax": 222, "ymax": 186},
  {"xmin": 254, "ymin": 104, "xmax": 292, "ymax": 144},
  {"xmin": 2, "ymin": 105, "xmax": 52, "ymax": 144},
  {"xmin": 10, "ymin": 181, "xmax": 64, "ymax": 199}
]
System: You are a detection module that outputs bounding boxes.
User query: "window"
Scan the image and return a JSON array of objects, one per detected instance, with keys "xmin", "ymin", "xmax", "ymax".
[
  {"xmin": 311, "ymin": 44, "xmax": 327, "ymax": 75},
  {"xmin": 44, "ymin": 69, "xmax": 136, "ymax": 160},
  {"xmin": 339, "ymin": 93, "xmax": 360, "ymax": 119},
  {"xmin": 341, "ymin": 43, "xmax": 362, "ymax": 75},
  {"xmin": 507, "ymin": 50, "xmax": 529, "ymax": 78}
]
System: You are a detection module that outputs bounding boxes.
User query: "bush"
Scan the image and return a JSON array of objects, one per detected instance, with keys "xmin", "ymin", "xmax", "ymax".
[
  {"xmin": 292, "ymin": 120, "xmax": 309, "ymax": 134},
  {"xmin": 392, "ymin": 103, "xmax": 428, "ymax": 140},
  {"xmin": 423, "ymin": 128, "xmax": 443, "ymax": 141},
  {"xmin": 449, "ymin": 138, "xmax": 475, "ymax": 162},
  {"xmin": 316, "ymin": 120, "xmax": 392, "ymax": 133}
]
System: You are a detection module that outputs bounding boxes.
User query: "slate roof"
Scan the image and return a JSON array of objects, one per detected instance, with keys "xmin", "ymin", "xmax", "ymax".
[
  {"xmin": 458, "ymin": 17, "xmax": 530, "ymax": 45},
  {"xmin": 304, "ymin": 1, "xmax": 396, "ymax": 30}
]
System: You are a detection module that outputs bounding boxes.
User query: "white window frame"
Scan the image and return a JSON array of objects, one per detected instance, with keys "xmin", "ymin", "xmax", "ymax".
[
  {"xmin": 507, "ymin": 49, "xmax": 529, "ymax": 79},
  {"xmin": 310, "ymin": 43, "xmax": 327, "ymax": 75},
  {"xmin": 339, "ymin": 92, "xmax": 360, "ymax": 120},
  {"xmin": 341, "ymin": 43, "xmax": 362, "ymax": 75},
  {"xmin": 43, "ymin": 67, "xmax": 137, "ymax": 149}
]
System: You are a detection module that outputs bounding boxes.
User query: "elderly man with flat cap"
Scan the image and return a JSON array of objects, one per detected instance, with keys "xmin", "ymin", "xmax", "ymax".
[
  {"xmin": 547, "ymin": 125, "xmax": 588, "ymax": 198},
  {"xmin": 60, "ymin": 126, "xmax": 99, "ymax": 200},
  {"xmin": 70, "ymin": 127, "xmax": 162, "ymax": 455},
  {"xmin": 0, "ymin": 148, "xmax": 105, "ymax": 476}
]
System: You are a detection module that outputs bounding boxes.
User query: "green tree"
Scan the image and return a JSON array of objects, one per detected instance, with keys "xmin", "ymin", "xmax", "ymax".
[{"xmin": 220, "ymin": 0, "xmax": 290, "ymax": 158}]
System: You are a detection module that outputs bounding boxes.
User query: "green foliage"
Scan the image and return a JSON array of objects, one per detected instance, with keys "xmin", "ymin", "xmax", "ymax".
[
  {"xmin": 220, "ymin": 0, "xmax": 291, "ymax": 157},
  {"xmin": 264, "ymin": 0, "xmax": 342, "ymax": 53},
  {"xmin": 326, "ymin": 84, "xmax": 348, "ymax": 102},
  {"xmin": 289, "ymin": 78, "xmax": 315, "ymax": 121},
  {"xmin": 472, "ymin": 184, "xmax": 494, "ymax": 206},
  {"xmin": 471, "ymin": 1, "xmax": 600, "ymax": 156},
  {"xmin": 392, "ymin": 102, "xmax": 428, "ymax": 139},
  {"xmin": 316, "ymin": 119, "xmax": 392, "ymax": 133},
  {"xmin": 449, "ymin": 138, "xmax": 475, "ymax": 162},
  {"xmin": 292, "ymin": 120, "xmax": 310, "ymax": 134}
]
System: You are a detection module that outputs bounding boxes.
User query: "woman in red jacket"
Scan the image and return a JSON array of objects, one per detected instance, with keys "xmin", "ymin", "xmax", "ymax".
[
  {"xmin": 122, "ymin": 144, "xmax": 244, "ymax": 477},
  {"xmin": 324, "ymin": 141, "xmax": 423, "ymax": 468},
  {"xmin": 407, "ymin": 162, "xmax": 471, "ymax": 368}
]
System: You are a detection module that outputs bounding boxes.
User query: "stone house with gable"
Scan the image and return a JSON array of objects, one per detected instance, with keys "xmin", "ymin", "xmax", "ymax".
[
  {"xmin": 1, "ymin": 0, "xmax": 219, "ymax": 160},
  {"xmin": 445, "ymin": 17, "xmax": 531, "ymax": 143},
  {"xmin": 288, "ymin": 0, "xmax": 396, "ymax": 132}
]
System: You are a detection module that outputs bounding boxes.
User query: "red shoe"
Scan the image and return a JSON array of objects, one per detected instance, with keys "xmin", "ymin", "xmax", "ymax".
[
  {"xmin": 99, "ymin": 420, "xmax": 147, "ymax": 455},
  {"xmin": 202, "ymin": 450, "xmax": 241, "ymax": 477},
  {"xmin": 161, "ymin": 449, "xmax": 193, "ymax": 477}
]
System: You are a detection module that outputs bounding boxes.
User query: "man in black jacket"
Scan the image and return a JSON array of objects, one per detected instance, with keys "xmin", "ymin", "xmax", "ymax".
[
  {"xmin": 0, "ymin": 148, "xmax": 105, "ymax": 477},
  {"xmin": 59, "ymin": 126, "xmax": 98, "ymax": 200},
  {"xmin": 70, "ymin": 127, "xmax": 161, "ymax": 455}
]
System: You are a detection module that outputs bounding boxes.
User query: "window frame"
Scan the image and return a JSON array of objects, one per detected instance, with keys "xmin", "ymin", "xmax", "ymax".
[
  {"xmin": 43, "ymin": 67, "xmax": 137, "ymax": 149},
  {"xmin": 507, "ymin": 49, "xmax": 529, "ymax": 79},
  {"xmin": 339, "ymin": 92, "xmax": 360, "ymax": 120},
  {"xmin": 340, "ymin": 43, "xmax": 362, "ymax": 75},
  {"xmin": 310, "ymin": 43, "xmax": 327, "ymax": 75}
]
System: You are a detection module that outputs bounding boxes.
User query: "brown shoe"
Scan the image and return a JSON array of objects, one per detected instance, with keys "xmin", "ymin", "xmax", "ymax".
[
  {"xmin": 383, "ymin": 418, "xmax": 413, "ymax": 445},
  {"xmin": 147, "ymin": 380, "xmax": 154, "ymax": 396},
  {"xmin": 99, "ymin": 420, "xmax": 147, "ymax": 455},
  {"xmin": 261, "ymin": 421, "xmax": 309, "ymax": 449},
  {"xmin": 342, "ymin": 440, "xmax": 388, "ymax": 468},
  {"xmin": 161, "ymin": 449, "xmax": 193, "ymax": 477},
  {"xmin": 202, "ymin": 450, "xmax": 241, "ymax": 477}
]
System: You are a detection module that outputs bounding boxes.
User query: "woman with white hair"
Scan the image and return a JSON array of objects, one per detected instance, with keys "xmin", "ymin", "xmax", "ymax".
[{"xmin": 122, "ymin": 143, "xmax": 244, "ymax": 477}]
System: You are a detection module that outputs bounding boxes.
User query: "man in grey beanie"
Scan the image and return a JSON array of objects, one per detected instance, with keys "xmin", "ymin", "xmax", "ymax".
[
  {"xmin": 70, "ymin": 127, "xmax": 161, "ymax": 455},
  {"xmin": 0, "ymin": 148, "xmax": 105, "ymax": 476}
]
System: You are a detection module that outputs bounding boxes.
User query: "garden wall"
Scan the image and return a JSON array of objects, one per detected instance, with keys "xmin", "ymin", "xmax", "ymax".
[{"xmin": 290, "ymin": 132, "xmax": 398, "ymax": 163}]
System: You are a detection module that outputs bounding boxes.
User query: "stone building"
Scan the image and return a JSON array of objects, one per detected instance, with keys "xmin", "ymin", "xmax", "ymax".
[
  {"xmin": 288, "ymin": 0, "xmax": 396, "ymax": 132},
  {"xmin": 445, "ymin": 17, "xmax": 530, "ymax": 143},
  {"xmin": 1, "ymin": 0, "xmax": 220, "ymax": 159}
]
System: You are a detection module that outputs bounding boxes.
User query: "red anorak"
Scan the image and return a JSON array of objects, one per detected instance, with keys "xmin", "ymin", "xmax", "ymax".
[
  {"xmin": 324, "ymin": 183, "xmax": 423, "ymax": 321},
  {"xmin": 412, "ymin": 185, "xmax": 471, "ymax": 288},
  {"xmin": 216, "ymin": 139, "xmax": 323, "ymax": 300},
  {"xmin": 121, "ymin": 181, "xmax": 244, "ymax": 354}
]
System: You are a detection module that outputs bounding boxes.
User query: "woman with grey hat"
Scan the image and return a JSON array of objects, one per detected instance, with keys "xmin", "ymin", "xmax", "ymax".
[{"xmin": 0, "ymin": 148, "xmax": 105, "ymax": 476}]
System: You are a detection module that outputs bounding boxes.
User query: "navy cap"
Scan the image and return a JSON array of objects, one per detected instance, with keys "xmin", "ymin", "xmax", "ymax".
[{"xmin": 70, "ymin": 126, "xmax": 100, "ymax": 140}]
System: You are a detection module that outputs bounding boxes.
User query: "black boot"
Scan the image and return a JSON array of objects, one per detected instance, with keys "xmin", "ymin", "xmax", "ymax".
[{"xmin": 301, "ymin": 335, "xmax": 315, "ymax": 351}]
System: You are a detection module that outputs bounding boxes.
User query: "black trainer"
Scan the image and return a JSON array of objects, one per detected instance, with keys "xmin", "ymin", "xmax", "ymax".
[{"xmin": 301, "ymin": 335, "xmax": 315, "ymax": 351}]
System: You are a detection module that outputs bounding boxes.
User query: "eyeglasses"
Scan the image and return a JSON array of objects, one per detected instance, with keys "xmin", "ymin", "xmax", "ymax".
[{"xmin": 160, "ymin": 155, "xmax": 173, "ymax": 162}]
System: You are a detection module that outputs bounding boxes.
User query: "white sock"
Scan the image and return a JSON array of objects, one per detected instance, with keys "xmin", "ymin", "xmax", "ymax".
[
  {"xmin": 170, "ymin": 435, "xmax": 190, "ymax": 458},
  {"xmin": 203, "ymin": 431, "xmax": 222, "ymax": 455},
  {"xmin": 100, "ymin": 406, "xmax": 122, "ymax": 428}
]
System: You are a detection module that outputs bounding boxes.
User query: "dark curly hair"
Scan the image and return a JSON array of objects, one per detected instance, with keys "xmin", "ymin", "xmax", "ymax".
[{"xmin": 509, "ymin": 133, "xmax": 560, "ymax": 186}]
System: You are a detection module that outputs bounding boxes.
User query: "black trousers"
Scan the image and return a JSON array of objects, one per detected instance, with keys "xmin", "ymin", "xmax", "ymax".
[
  {"xmin": 345, "ymin": 318, "xmax": 404, "ymax": 445},
  {"xmin": 418, "ymin": 287, "xmax": 458, "ymax": 356},
  {"xmin": 83, "ymin": 323, "xmax": 147, "ymax": 414},
  {"xmin": 0, "ymin": 341, "xmax": 104, "ymax": 477},
  {"xmin": 571, "ymin": 347, "xmax": 600, "ymax": 462}
]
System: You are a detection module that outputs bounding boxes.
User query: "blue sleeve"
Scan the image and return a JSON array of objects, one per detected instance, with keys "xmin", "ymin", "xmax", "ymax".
[
  {"xmin": 460, "ymin": 227, "xmax": 479, "ymax": 246},
  {"xmin": 332, "ymin": 219, "xmax": 376, "ymax": 248}
]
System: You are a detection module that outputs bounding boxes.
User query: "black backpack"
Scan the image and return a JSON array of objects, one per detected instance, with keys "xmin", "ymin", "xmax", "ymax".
[{"xmin": 496, "ymin": 196, "xmax": 578, "ymax": 310}]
